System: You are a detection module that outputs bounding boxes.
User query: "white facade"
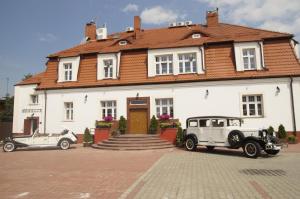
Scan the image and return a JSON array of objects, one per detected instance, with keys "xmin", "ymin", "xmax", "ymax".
[{"xmin": 13, "ymin": 77, "xmax": 300, "ymax": 134}]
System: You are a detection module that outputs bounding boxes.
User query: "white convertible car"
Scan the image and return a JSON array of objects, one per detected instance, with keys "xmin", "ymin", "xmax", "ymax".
[{"xmin": 3, "ymin": 129, "xmax": 78, "ymax": 152}]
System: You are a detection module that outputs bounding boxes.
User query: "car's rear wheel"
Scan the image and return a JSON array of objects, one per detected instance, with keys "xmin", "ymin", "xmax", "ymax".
[
  {"xmin": 206, "ymin": 146, "xmax": 215, "ymax": 151},
  {"xmin": 60, "ymin": 139, "xmax": 70, "ymax": 150},
  {"xmin": 3, "ymin": 141, "xmax": 15, "ymax": 152},
  {"xmin": 265, "ymin": 149, "xmax": 280, "ymax": 155},
  {"xmin": 243, "ymin": 140, "xmax": 261, "ymax": 158},
  {"xmin": 185, "ymin": 138, "xmax": 197, "ymax": 151}
]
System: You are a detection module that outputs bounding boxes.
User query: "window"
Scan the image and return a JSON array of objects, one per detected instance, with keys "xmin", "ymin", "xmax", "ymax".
[
  {"xmin": 242, "ymin": 95, "xmax": 263, "ymax": 117},
  {"xmin": 189, "ymin": 120, "xmax": 198, "ymax": 127},
  {"xmin": 192, "ymin": 33, "xmax": 201, "ymax": 39},
  {"xmin": 155, "ymin": 98, "xmax": 173, "ymax": 118},
  {"xmin": 30, "ymin": 95, "xmax": 38, "ymax": 104},
  {"xmin": 103, "ymin": 59, "xmax": 113, "ymax": 78},
  {"xmin": 119, "ymin": 40, "xmax": 127, "ymax": 45},
  {"xmin": 101, "ymin": 101, "xmax": 117, "ymax": 119},
  {"xmin": 64, "ymin": 102, "xmax": 73, "ymax": 121},
  {"xmin": 242, "ymin": 48, "xmax": 256, "ymax": 70},
  {"xmin": 155, "ymin": 55, "xmax": 173, "ymax": 75},
  {"xmin": 212, "ymin": 119, "xmax": 226, "ymax": 127},
  {"xmin": 199, "ymin": 119, "xmax": 210, "ymax": 127},
  {"xmin": 178, "ymin": 53, "xmax": 197, "ymax": 73},
  {"xmin": 64, "ymin": 63, "xmax": 72, "ymax": 81}
]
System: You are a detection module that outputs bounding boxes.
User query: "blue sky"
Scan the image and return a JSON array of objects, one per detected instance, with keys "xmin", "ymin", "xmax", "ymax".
[{"xmin": 0, "ymin": 0, "xmax": 299, "ymax": 97}]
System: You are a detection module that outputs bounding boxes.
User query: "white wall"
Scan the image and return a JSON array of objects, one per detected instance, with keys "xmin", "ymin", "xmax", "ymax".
[
  {"xmin": 13, "ymin": 85, "xmax": 45, "ymax": 133},
  {"xmin": 13, "ymin": 78, "xmax": 300, "ymax": 134}
]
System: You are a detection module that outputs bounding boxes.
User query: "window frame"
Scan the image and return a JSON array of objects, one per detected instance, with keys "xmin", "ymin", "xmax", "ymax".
[
  {"xmin": 155, "ymin": 98, "xmax": 174, "ymax": 118},
  {"xmin": 155, "ymin": 54, "xmax": 173, "ymax": 75},
  {"xmin": 103, "ymin": 59, "xmax": 113, "ymax": 79},
  {"xmin": 30, "ymin": 94, "xmax": 39, "ymax": 105},
  {"xmin": 63, "ymin": 63, "xmax": 73, "ymax": 81},
  {"xmin": 242, "ymin": 48, "xmax": 257, "ymax": 70},
  {"xmin": 101, "ymin": 100, "xmax": 117, "ymax": 120},
  {"xmin": 64, "ymin": 102, "xmax": 74, "ymax": 121},
  {"xmin": 178, "ymin": 53, "xmax": 197, "ymax": 74},
  {"xmin": 241, "ymin": 94, "xmax": 263, "ymax": 118}
]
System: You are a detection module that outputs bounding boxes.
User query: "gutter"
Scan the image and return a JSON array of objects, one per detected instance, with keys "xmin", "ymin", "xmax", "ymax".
[
  {"xmin": 289, "ymin": 77, "xmax": 297, "ymax": 135},
  {"xmin": 44, "ymin": 90, "xmax": 47, "ymax": 134}
]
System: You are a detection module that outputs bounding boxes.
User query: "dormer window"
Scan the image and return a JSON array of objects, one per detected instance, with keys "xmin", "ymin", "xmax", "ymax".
[
  {"xmin": 192, "ymin": 33, "xmax": 201, "ymax": 39},
  {"xmin": 155, "ymin": 55, "xmax": 173, "ymax": 75},
  {"xmin": 64, "ymin": 63, "xmax": 72, "ymax": 81},
  {"xmin": 242, "ymin": 48, "xmax": 256, "ymax": 70},
  {"xmin": 103, "ymin": 59, "xmax": 113, "ymax": 78},
  {"xmin": 119, "ymin": 40, "xmax": 127, "ymax": 46},
  {"xmin": 178, "ymin": 53, "xmax": 197, "ymax": 73}
]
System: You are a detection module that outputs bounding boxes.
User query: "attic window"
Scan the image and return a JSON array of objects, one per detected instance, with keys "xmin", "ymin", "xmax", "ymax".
[
  {"xmin": 192, "ymin": 33, "xmax": 201, "ymax": 39},
  {"xmin": 119, "ymin": 40, "xmax": 127, "ymax": 46}
]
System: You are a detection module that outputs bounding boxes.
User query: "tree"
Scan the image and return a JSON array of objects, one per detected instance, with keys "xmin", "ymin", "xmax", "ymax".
[
  {"xmin": 278, "ymin": 124, "xmax": 287, "ymax": 139},
  {"xmin": 0, "ymin": 96, "xmax": 14, "ymax": 122},
  {"xmin": 149, "ymin": 115, "xmax": 158, "ymax": 134},
  {"xmin": 118, "ymin": 116, "xmax": 127, "ymax": 134},
  {"xmin": 83, "ymin": 128, "xmax": 93, "ymax": 143}
]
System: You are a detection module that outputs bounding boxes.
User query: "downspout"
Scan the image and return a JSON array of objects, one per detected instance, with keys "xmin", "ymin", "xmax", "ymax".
[
  {"xmin": 289, "ymin": 77, "xmax": 296, "ymax": 135},
  {"xmin": 44, "ymin": 90, "xmax": 47, "ymax": 134}
]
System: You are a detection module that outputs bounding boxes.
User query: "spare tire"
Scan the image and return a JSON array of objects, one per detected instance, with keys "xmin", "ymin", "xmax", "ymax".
[{"xmin": 228, "ymin": 130, "xmax": 244, "ymax": 148}]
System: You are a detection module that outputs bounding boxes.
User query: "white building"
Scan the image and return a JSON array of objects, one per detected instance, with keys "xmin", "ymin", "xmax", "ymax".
[{"xmin": 13, "ymin": 11, "xmax": 300, "ymax": 138}]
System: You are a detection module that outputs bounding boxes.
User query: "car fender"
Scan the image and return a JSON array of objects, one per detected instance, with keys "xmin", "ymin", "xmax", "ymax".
[
  {"xmin": 242, "ymin": 136, "xmax": 265, "ymax": 147},
  {"xmin": 4, "ymin": 137, "xmax": 28, "ymax": 147},
  {"xmin": 57, "ymin": 138, "xmax": 75, "ymax": 146},
  {"xmin": 184, "ymin": 133, "xmax": 198, "ymax": 143}
]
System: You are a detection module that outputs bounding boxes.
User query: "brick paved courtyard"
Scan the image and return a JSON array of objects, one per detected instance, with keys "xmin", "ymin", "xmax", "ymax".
[
  {"xmin": 121, "ymin": 146, "xmax": 300, "ymax": 199},
  {"xmin": 0, "ymin": 145, "xmax": 168, "ymax": 199},
  {"xmin": 1, "ymin": 145, "xmax": 300, "ymax": 199}
]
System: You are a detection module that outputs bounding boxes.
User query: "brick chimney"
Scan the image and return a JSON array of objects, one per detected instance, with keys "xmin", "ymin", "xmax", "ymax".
[
  {"xmin": 134, "ymin": 16, "xmax": 141, "ymax": 32},
  {"xmin": 206, "ymin": 9, "xmax": 219, "ymax": 26},
  {"xmin": 85, "ymin": 21, "xmax": 96, "ymax": 40}
]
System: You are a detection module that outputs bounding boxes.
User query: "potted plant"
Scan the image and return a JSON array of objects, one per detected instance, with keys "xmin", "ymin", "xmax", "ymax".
[
  {"xmin": 118, "ymin": 116, "xmax": 126, "ymax": 134},
  {"xmin": 149, "ymin": 115, "xmax": 158, "ymax": 134},
  {"xmin": 83, "ymin": 128, "xmax": 93, "ymax": 147},
  {"xmin": 94, "ymin": 116, "xmax": 113, "ymax": 144},
  {"xmin": 159, "ymin": 114, "xmax": 180, "ymax": 144},
  {"xmin": 176, "ymin": 127, "xmax": 185, "ymax": 147},
  {"xmin": 287, "ymin": 135, "xmax": 297, "ymax": 144}
]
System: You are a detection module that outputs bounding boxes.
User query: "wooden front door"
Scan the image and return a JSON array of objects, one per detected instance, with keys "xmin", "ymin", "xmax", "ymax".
[
  {"xmin": 127, "ymin": 97, "xmax": 150, "ymax": 134},
  {"xmin": 23, "ymin": 117, "xmax": 39, "ymax": 135}
]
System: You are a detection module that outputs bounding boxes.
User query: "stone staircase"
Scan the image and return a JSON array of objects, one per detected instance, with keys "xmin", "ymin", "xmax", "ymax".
[{"xmin": 92, "ymin": 134, "xmax": 174, "ymax": 150}]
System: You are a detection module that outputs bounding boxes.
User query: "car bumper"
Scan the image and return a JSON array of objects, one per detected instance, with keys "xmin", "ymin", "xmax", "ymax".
[{"xmin": 265, "ymin": 143, "xmax": 281, "ymax": 150}]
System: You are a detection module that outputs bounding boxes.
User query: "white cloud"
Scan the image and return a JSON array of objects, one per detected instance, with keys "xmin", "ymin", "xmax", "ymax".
[
  {"xmin": 141, "ymin": 6, "xmax": 179, "ymax": 25},
  {"xmin": 198, "ymin": 0, "xmax": 300, "ymax": 40},
  {"xmin": 38, "ymin": 33, "xmax": 57, "ymax": 42},
  {"xmin": 122, "ymin": 3, "xmax": 139, "ymax": 13}
]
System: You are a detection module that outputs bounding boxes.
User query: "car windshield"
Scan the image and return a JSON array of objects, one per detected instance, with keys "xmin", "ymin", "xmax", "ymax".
[{"xmin": 227, "ymin": 119, "xmax": 241, "ymax": 126}]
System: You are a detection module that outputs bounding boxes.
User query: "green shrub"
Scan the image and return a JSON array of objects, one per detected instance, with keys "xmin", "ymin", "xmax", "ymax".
[
  {"xmin": 149, "ymin": 115, "xmax": 158, "ymax": 134},
  {"xmin": 95, "ymin": 121, "xmax": 112, "ymax": 128},
  {"xmin": 278, "ymin": 124, "xmax": 287, "ymax": 139},
  {"xmin": 83, "ymin": 128, "xmax": 93, "ymax": 143},
  {"xmin": 267, "ymin": 126, "xmax": 275, "ymax": 136},
  {"xmin": 287, "ymin": 135, "xmax": 297, "ymax": 143},
  {"xmin": 118, "ymin": 116, "xmax": 127, "ymax": 134},
  {"xmin": 176, "ymin": 127, "xmax": 185, "ymax": 147}
]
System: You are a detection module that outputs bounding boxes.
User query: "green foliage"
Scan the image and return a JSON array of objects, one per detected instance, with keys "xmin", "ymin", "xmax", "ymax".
[
  {"xmin": 118, "ymin": 116, "xmax": 127, "ymax": 134},
  {"xmin": 176, "ymin": 127, "xmax": 185, "ymax": 147},
  {"xmin": 149, "ymin": 115, "xmax": 158, "ymax": 134},
  {"xmin": 83, "ymin": 128, "xmax": 93, "ymax": 143},
  {"xmin": 287, "ymin": 135, "xmax": 297, "ymax": 143},
  {"xmin": 0, "ymin": 96, "xmax": 14, "ymax": 122},
  {"xmin": 159, "ymin": 121, "xmax": 180, "ymax": 129},
  {"xmin": 95, "ymin": 121, "xmax": 112, "ymax": 128},
  {"xmin": 278, "ymin": 124, "xmax": 287, "ymax": 139},
  {"xmin": 267, "ymin": 126, "xmax": 275, "ymax": 135}
]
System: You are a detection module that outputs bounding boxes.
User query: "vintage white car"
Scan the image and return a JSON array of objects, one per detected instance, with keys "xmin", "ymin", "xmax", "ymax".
[
  {"xmin": 3, "ymin": 129, "xmax": 78, "ymax": 152},
  {"xmin": 184, "ymin": 116, "xmax": 281, "ymax": 158}
]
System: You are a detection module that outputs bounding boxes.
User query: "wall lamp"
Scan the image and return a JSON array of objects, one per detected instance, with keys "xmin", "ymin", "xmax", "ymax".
[
  {"xmin": 205, "ymin": 89, "xmax": 209, "ymax": 96},
  {"xmin": 136, "ymin": 92, "xmax": 139, "ymax": 99},
  {"xmin": 276, "ymin": 86, "xmax": 280, "ymax": 93},
  {"xmin": 84, "ymin": 94, "xmax": 88, "ymax": 103}
]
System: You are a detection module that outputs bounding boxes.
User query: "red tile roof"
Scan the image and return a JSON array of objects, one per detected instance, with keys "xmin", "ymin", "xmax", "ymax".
[{"xmin": 16, "ymin": 72, "xmax": 45, "ymax": 86}]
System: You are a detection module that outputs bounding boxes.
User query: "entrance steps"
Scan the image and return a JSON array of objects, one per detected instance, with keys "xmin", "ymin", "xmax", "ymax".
[{"xmin": 92, "ymin": 134, "xmax": 174, "ymax": 150}]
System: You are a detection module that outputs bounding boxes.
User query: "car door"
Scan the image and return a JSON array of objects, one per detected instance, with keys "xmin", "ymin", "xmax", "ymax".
[
  {"xmin": 198, "ymin": 119, "xmax": 211, "ymax": 144},
  {"xmin": 210, "ymin": 119, "xmax": 227, "ymax": 144},
  {"xmin": 188, "ymin": 119, "xmax": 200, "ymax": 142},
  {"xmin": 32, "ymin": 133, "xmax": 49, "ymax": 145}
]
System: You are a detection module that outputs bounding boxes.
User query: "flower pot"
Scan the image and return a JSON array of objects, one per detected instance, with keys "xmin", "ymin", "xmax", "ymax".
[
  {"xmin": 83, "ymin": 142, "xmax": 92, "ymax": 147},
  {"xmin": 160, "ymin": 128, "xmax": 177, "ymax": 144},
  {"xmin": 94, "ymin": 128, "xmax": 110, "ymax": 144}
]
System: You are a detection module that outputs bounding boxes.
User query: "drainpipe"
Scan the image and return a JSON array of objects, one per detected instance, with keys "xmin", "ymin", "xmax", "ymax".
[
  {"xmin": 289, "ymin": 77, "xmax": 296, "ymax": 135},
  {"xmin": 44, "ymin": 90, "xmax": 47, "ymax": 134}
]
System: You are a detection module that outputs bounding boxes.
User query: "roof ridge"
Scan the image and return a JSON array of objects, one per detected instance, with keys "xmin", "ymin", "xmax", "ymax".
[{"xmin": 220, "ymin": 22, "xmax": 293, "ymax": 36}]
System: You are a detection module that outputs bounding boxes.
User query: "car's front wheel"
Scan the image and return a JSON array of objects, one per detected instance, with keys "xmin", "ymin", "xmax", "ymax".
[
  {"xmin": 243, "ymin": 140, "xmax": 261, "ymax": 158},
  {"xmin": 185, "ymin": 137, "xmax": 197, "ymax": 151},
  {"xmin": 3, "ymin": 141, "xmax": 16, "ymax": 152},
  {"xmin": 265, "ymin": 149, "xmax": 280, "ymax": 155},
  {"xmin": 59, "ymin": 139, "xmax": 70, "ymax": 150}
]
